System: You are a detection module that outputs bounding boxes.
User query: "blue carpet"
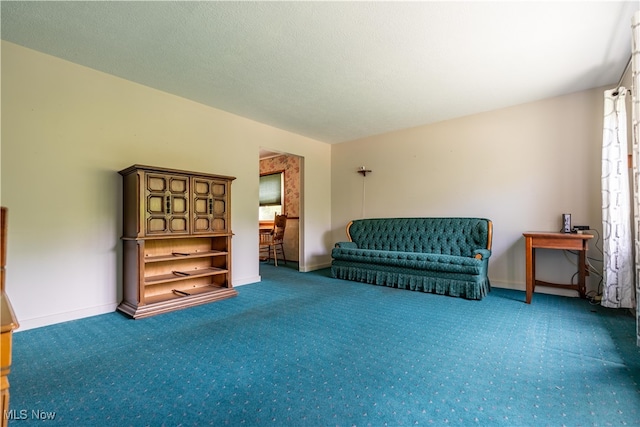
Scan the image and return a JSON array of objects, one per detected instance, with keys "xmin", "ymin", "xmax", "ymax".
[{"xmin": 7, "ymin": 265, "xmax": 640, "ymax": 426}]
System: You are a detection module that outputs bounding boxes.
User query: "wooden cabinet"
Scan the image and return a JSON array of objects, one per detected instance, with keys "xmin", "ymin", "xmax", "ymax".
[
  {"xmin": 1, "ymin": 207, "xmax": 19, "ymax": 427},
  {"xmin": 118, "ymin": 165, "xmax": 237, "ymax": 318}
]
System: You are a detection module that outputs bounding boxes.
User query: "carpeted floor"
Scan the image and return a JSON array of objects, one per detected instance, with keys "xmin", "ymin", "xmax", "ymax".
[{"xmin": 7, "ymin": 264, "xmax": 640, "ymax": 426}]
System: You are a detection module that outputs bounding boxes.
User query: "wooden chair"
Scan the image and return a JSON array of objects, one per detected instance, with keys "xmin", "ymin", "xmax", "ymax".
[{"xmin": 259, "ymin": 214, "xmax": 287, "ymax": 266}]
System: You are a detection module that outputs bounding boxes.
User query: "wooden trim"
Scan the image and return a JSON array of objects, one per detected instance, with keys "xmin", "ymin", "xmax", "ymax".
[
  {"xmin": 629, "ymin": 154, "xmax": 633, "ymax": 169},
  {"xmin": 0, "ymin": 206, "xmax": 19, "ymax": 427},
  {"xmin": 0, "ymin": 294, "xmax": 18, "ymax": 334},
  {"xmin": 346, "ymin": 221, "xmax": 354, "ymax": 242},
  {"xmin": 119, "ymin": 164, "xmax": 236, "ymax": 181},
  {"xmin": 259, "ymin": 170, "xmax": 286, "ymax": 177},
  {"xmin": 0, "ymin": 208, "xmax": 6, "ymax": 293}
]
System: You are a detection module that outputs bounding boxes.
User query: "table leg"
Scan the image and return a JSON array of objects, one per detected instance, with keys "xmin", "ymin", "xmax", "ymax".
[
  {"xmin": 525, "ymin": 237, "xmax": 534, "ymax": 304},
  {"xmin": 578, "ymin": 248, "xmax": 587, "ymax": 298}
]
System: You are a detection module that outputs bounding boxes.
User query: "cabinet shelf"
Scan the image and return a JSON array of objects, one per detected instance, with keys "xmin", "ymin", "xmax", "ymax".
[
  {"xmin": 144, "ymin": 250, "xmax": 227, "ymax": 263},
  {"xmin": 144, "ymin": 284, "xmax": 227, "ymax": 305},
  {"xmin": 145, "ymin": 267, "xmax": 228, "ymax": 285}
]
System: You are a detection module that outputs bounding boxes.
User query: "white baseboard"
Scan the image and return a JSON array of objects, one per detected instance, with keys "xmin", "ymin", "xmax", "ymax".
[
  {"xmin": 18, "ymin": 275, "xmax": 262, "ymax": 331},
  {"xmin": 490, "ymin": 279, "xmax": 580, "ymax": 298},
  {"xmin": 15, "ymin": 302, "xmax": 119, "ymax": 332},
  {"xmin": 233, "ymin": 275, "xmax": 261, "ymax": 287},
  {"xmin": 299, "ymin": 262, "xmax": 332, "ymax": 272},
  {"xmin": 490, "ymin": 279, "xmax": 524, "ymax": 291}
]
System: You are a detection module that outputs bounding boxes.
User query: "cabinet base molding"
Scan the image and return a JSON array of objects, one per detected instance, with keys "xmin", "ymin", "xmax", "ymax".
[{"xmin": 117, "ymin": 287, "xmax": 238, "ymax": 319}]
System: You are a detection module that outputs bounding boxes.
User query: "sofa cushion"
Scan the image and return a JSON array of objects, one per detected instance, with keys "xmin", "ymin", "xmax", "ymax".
[{"xmin": 331, "ymin": 247, "xmax": 483, "ymax": 275}]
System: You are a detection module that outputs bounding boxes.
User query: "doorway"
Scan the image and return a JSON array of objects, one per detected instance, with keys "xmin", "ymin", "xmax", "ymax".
[{"xmin": 259, "ymin": 148, "xmax": 303, "ymax": 271}]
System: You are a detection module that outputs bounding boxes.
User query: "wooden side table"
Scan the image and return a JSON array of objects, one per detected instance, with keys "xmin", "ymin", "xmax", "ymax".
[{"xmin": 523, "ymin": 232, "xmax": 593, "ymax": 304}]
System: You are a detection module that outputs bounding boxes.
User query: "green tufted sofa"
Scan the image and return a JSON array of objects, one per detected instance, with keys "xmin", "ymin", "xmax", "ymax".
[{"xmin": 331, "ymin": 217, "xmax": 493, "ymax": 300}]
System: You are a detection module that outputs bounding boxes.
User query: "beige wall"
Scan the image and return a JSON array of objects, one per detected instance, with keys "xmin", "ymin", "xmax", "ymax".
[
  {"xmin": 1, "ymin": 39, "xmax": 615, "ymax": 328},
  {"xmin": 1, "ymin": 41, "xmax": 332, "ymax": 330},
  {"xmin": 332, "ymin": 88, "xmax": 606, "ymax": 295}
]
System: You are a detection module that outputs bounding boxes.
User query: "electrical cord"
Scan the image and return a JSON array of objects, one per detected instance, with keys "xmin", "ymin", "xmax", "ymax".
[
  {"xmin": 563, "ymin": 249, "xmax": 602, "ymax": 277},
  {"xmin": 570, "ymin": 271, "xmax": 603, "ymax": 305},
  {"xmin": 561, "ymin": 228, "xmax": 604, "ymax": 302}
]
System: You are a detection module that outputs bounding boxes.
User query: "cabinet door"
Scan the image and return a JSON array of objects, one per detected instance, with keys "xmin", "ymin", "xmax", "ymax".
[
  {"xmin": 144, "ymin": 173, "xmax": 190, "ymax": 235},
  {"xmin": 192, "ymin": 178, "xmax": 229, "ymax": 233}
]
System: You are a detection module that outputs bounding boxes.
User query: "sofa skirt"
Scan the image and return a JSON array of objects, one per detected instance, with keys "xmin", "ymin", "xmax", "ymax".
[{"xmin": 331, "ymin": 261, "xmax": 490, "ymax": 300}]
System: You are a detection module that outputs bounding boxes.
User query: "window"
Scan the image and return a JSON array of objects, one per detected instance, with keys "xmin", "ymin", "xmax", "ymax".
[{"xmin": 259, "ymin": 172, "xmax": 284, "ymax": 221}]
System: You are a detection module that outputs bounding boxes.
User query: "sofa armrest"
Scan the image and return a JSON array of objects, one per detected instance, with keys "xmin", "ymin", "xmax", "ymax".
[
  {"xmin": 473, "ymin": 249, "xmax": 491, "ymax": 260},
  {"xmin": 335, "ymin": 241, "xmax": 358, "ymax": 249}
]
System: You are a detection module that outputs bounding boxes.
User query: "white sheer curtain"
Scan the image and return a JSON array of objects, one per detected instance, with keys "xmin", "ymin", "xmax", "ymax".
[
  {"xmin": 631, "ymin": 11, "xmax": 639, "ymax": 346},
  {"xmin": 602, "ymin": 89, "xmax": 634, "ymax": 309}
]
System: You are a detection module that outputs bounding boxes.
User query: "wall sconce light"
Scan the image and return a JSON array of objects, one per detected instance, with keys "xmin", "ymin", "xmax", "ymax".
[{"xmin": 357, "ymin": 166, "xmax": 372, "ymax": 177}]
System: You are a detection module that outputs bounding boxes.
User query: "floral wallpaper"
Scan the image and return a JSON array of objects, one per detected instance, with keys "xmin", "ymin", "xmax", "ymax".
[{"xmin": 260, "ymin": 154, "xmax": 300, "ymax": 218}]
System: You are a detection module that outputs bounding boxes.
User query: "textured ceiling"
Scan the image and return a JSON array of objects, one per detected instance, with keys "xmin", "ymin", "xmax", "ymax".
[{"xmin": 1, "ymin": 1, "xmax": 638, "ymax": 143}]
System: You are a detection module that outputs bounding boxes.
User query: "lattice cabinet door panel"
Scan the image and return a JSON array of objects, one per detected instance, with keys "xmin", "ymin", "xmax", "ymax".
[
  {"xmin": 192, "ymin": 177, "xmax": 230, "ymax": 234},
  {"xmin": 145, "ymin": 172, "xmax": 190, "ymax": 236}
]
